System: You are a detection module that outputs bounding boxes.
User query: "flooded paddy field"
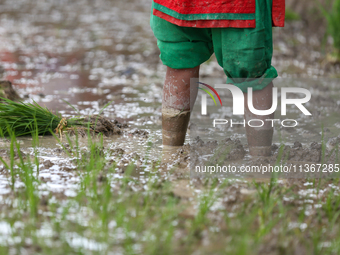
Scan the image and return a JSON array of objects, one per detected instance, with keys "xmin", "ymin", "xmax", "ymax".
[{"xmin": 1, "ymin": 0, "xmax": 340, "ymax": 254}]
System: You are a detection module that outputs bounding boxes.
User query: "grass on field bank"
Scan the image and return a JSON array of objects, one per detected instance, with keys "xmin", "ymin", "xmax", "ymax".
[
  {"xmin": 318, "ymin": 0, "xmax": 340, "ymax": 61},
  {"xmin": 0, "ymin": 128, "xmax": 340, "ymax": 254},
  {"xmin": 285, "ymin": 8, "xmax": 300, "ymax": 22}
]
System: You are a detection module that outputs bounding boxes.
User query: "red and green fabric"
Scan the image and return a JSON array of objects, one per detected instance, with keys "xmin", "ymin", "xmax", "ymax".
[
  {"xmin": 152, "ymin": 0, "xmax": 285, "ymax": 28},
  {"xmin": 150, "ymin": 0, "xmax": 282, "ymax": 92}
]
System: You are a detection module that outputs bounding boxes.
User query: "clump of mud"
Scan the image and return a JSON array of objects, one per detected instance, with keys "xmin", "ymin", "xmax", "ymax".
[
  {"xmin": 248, "ymin": 141, "xmax": 323, "ymax": 168},
  {"xmin": 129, "ymin": 129, "xmax": 149, "ymax": 138},
  {"xmin": 67, "ymin": 116, "xmax": 128, "ymax": 137},
  {"xmin": 84, "ymin": 116, "xmax": 125, "ymax": 136},
  {"xmin": 64, "ymin": 117, "xmax": 150, "ymax": 139},
  {"xmin": 0, "ymin": 148, "xmax": 26, "ymax": 160},
  {"xmin": 0, "ymin": 148, "xmax": 27, "ymax": 166},
  {"xmin": 275, "ymin": 141, "xmax": 322, "ymax": 163},
  {"xmin": 324, "ymin": 136, "xmax": 340, "ymax": 163},
  {"xmin": 0, "ymin": 81, "xmax": 20, "ymax": 101}
]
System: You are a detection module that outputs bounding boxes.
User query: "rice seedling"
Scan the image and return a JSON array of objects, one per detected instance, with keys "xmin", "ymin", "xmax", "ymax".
[
  {"xmin": 1, "ymin": 111, "xmax": 340, "ymax": 254},
  {"xmin": 0, "ymin": 97, "xmax": 84, "ymax": 137},
  {"xmin": 0, "ymin": 97, "xmax": 116, "ymax": 138}
]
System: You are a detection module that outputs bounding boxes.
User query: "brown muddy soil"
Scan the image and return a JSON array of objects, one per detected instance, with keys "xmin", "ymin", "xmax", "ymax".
[
  {"xmin": 0, "ymin": 80, "xmax": 20, "ymax": 101},
  {"xmin": 189, "ymin": 137, "xmax": 246, "ymax": 167},
  {"xmin": 69, "ymin": 117, "xmax": 149, "ymax": 139},
  {"xmin": 0, "ymin": 0, "xmax": 338, "ymax": 177},
  {"xmin": 0, "ymin": 1, "xmax": 340, "ymax": 253},
  {"xmin": 69, "ymin": 116, "xmax": 128, "ymax": 137}
]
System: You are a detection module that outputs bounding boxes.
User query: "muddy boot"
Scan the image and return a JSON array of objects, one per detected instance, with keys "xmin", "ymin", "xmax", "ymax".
[
  {"xmin": 244, "ymin": 82, "xmax": 275, "ymax": 157},
  {"xmin": 162, "ymin": 107, "xmax": 190, "ymax": 146},
  {"xmin": 161, "ymin": 66, "xmax": 199, "ymax": 146},
  {"xmin": 245, "ymin": 126, "xmax": 273, "ymax": 157}
]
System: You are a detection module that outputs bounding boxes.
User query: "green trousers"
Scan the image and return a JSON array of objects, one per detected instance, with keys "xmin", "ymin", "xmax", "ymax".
[{"xmin": 150, "ymin": 0, "xmax": 278, "ymax": 91}]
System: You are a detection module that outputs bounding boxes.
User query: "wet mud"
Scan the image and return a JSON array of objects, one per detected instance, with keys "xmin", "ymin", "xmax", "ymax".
[
  {"xmin": 0, "ymin": 0, "xmax": 338, "ymax": 197},
  {"xmin": 69, "ymin": 116, "xmax": 128, "ymax": 137},
  {"xmin": 0, "ymin": 80, "xmax": 20, "ymax": 101},
  {"xmin": 190, "ymin": 137, "xmax": 246, "ymax": 166},
  {"xmin": 0, "ymin": 0, "xmax": 340, "ymax": 253}
]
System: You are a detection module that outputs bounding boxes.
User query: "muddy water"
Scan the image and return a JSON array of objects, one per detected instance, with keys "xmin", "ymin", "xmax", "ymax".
[
  {"xmin": 0, "ymin": 0, "xmax": 163, "ymax": 195},
  {"xmin": 1, "ymin": 1, "xmax": 340, "ymax": 253},
  {"xmin": 0, "ymin": 2, "xmax": 340, "ymax": 192}
]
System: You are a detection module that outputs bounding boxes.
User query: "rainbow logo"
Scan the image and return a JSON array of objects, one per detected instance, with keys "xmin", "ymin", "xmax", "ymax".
[{"xmin": 197, "ymin": 82, "xmax": 222, "ymax": 106}]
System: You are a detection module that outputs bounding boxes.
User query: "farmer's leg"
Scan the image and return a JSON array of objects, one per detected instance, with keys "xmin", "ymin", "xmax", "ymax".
[
  {"xmin": 244, "ymin": 82, "xmax": 274, "ymax": 156},
  {"xmin": 150, "ymin": 10, "xmax": 213, "ymax": 146},
  {"xmin": 212, "ymin": 0, "xmax": 276, "ymax": 156},
  {"xmin": 162, "ymin": 66, "xmax": 199, "ymax": 146}
]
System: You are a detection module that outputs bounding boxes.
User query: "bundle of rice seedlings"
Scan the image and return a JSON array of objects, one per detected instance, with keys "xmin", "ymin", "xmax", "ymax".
[
  {"xmin": 0, "ymin": 97, "xmax": 83, "ymax": 137},
  {"xmin": 0, "ymin": 98, "xmax": 122, "ymax": 137}
]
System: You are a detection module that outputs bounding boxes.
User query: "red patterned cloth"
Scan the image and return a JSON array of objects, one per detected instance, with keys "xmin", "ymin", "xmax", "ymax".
[{"xmin": 152, "ymin": 0, "xmax": 285, "ymax": 28}]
